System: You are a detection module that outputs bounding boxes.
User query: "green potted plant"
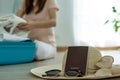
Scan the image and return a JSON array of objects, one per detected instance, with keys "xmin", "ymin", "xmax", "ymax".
[{"xmin": 105, "ymin": 6, "xmax": 120, "ymax": 32}]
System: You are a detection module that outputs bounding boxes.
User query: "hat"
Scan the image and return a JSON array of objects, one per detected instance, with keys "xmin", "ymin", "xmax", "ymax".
[{"xmin": 30, "ymin": 46, "xmax": 120, "ymax": 79}]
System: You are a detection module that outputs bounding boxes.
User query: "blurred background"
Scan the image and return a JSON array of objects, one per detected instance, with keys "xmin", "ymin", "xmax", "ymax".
[{"xmin": 1, "ymin": 0, "xmax": 120, "ymax": 47}]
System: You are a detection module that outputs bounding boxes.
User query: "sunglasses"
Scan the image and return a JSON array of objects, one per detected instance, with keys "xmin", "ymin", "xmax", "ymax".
[
  {"xmin": 42, "ymin": 69, "xmax": 61, "ymax": 77},
  {"xmin": 65, "ymin": 70, "xmax": 83, "ymax": 77},
  {"xmin": 42, "ymin": 69, "xmax": 83, "ymax": 77}
]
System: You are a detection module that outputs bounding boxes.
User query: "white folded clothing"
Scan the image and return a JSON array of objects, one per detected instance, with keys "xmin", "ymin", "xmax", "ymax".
[
  {"xmin": 0, "ymin": 14, "xmax": 30, "ymax": 41},
  {"xmin": 0, "ymin": 33, "xmax": 29, "ymax": 41},
  {"xmin": 0, "ymin": 14, "xmax": 27, "ymax": 34}
]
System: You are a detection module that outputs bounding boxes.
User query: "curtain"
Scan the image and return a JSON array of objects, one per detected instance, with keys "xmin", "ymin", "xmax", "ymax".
[{"xmin": 73, "ymin": 0, "xmax": 120, "ymax": 47}]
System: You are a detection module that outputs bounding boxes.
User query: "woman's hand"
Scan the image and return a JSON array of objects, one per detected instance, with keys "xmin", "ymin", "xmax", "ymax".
[{"xmin": 17, "ymin": 21, "xmax": 34, "ymax": 31}]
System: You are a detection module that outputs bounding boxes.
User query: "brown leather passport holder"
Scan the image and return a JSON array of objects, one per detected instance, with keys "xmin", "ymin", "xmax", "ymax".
[{"xmin": 64, "ymin": 46, "xmax": 88, "ymax": 76}]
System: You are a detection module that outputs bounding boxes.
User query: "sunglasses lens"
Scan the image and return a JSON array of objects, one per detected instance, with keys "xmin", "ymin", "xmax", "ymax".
[
  {"xmin": 65, "ymin": 70, "xmax": 82, "ymax": 77},
  {"xmin": 45, "ymin": 69, "xmax": 61, "ymax": 76},
  {"xmin": 65, "ymin": 70, "xmax": 78, "ymax": 76}
]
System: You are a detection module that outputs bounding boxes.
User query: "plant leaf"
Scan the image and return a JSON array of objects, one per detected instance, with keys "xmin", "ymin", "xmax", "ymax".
[
  {"xmin": 104, "ymin": 20, "xmax": 109, "ymax": 24},
  {"xmin": 112, "ymin": 6, "xmax": 117, "ymax": 13}
]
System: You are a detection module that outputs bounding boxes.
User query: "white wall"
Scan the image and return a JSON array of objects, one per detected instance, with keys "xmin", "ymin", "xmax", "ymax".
[
  {"xmin": 0, "ymin": 0, "xmax": 15, "ymax": 16},
  {"xmin": 55, "ymin": 0, "xmax": 74, "ymax": 46}
]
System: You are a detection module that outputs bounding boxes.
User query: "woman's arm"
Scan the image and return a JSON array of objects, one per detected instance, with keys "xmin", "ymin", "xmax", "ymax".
[
  {"xmin": 16, "ymin": 9, "xmax": 25, "ymax": 17},
  {"xmin": 18, "ymin": 8, "xmax": 57, "ymax": 30},
  {"xmin": 16, "ymin": 0, "xmax": 26, "ymax": 17}
]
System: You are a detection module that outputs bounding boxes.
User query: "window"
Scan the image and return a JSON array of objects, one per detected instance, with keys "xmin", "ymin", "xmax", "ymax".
[{"xmin": 73, "ymin": 0, "xmax": 120, "ymax": 47}]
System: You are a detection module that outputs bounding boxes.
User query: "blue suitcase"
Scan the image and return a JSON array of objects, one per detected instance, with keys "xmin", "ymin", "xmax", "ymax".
[{"xmin": 0, "ymin": 41, "xmax": 36, "ymax": 65}]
